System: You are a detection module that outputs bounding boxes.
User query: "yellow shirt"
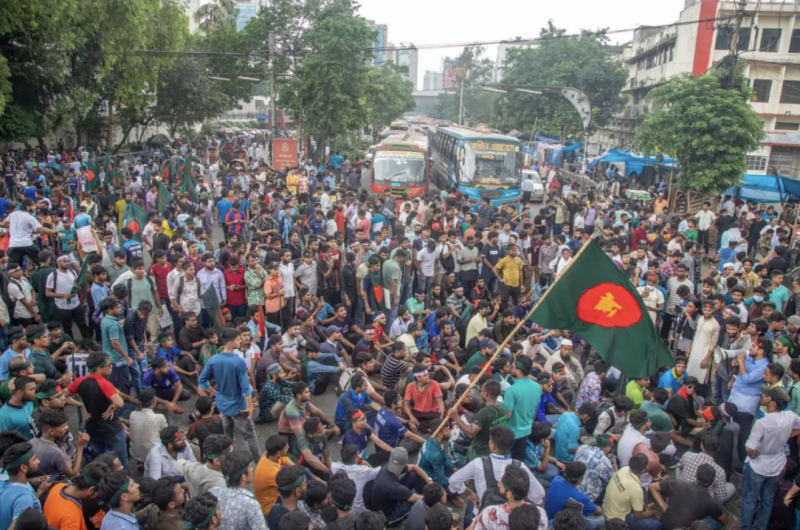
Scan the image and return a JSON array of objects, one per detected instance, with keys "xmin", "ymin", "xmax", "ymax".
[
  {"xmin": 116, "ymin": 199, "xmax": 127, "ymax": 228},
  {"xmin": 161, "ymin": 220, "xmax": 174, "ymax": 238},
  {"xmin": 465, "ymin": 313, "xmax": 487, "ymax": 346},
  {"xmin": 254, "ymin": 455, "xmax": 294, "ymax": 515},
  {"xmin": 286, "ymin": 173, "xmax": 299, "ymax": 195},
  {"xmin": 496, "ymin": 256, "xmax": 522, "ymax": 287},
  {"xmin": 603, "ymin": 467, "xmax": 644, "ymax": 520}
]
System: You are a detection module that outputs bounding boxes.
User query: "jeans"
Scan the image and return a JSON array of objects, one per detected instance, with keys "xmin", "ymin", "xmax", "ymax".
[
  {"xmin": 57, "ymin": 306, "xmax": 92, "ymax": 344},
  {"xmin": 386, "ymin": 303, "xmax": 399, "ymax": 332},
  {"xmin": 533, "ymin": 463, "xmax": 561, "ymax": 488},
  {"xmin": 625, "ymin": 512, "xmax": 662, "ymax": 530},
  {"xmin": 355, "ymin": 297, "xmax": 366, "ymax": 330},
  {"xmin": 89, "ymin": 428, "xmax": 129, "ymax": 471},
  {"xmin": 741, "ymin": 463, "xmax": 781, "ymax": 530},
  {"xmin": 228, "ymin": 304, "xmax": 246, "ymax": 319},
  {"xmin": 221, "ymin": 412, "xmax": 261, "ymax": 463},
  {"xmin": 584, "ymin": 515, "xmax": 605, "ymax": 530},
  {"xmin": 129, "ymin": 361, "xmax": 142, "ymax": 394},
  {"xmin": 713, "ymin": 372, "xmax": 731, "ymax": 406},
  {"xmin": 734, "ymin": 411, "xmax": 756, "ymax": 463},
  {"xmin": 399, "ymin": 281, "xmax": 412, "ymax": 306},
  {"xmin": 110, "ymin": 363, "xmax": 133, "ymax": 396}
]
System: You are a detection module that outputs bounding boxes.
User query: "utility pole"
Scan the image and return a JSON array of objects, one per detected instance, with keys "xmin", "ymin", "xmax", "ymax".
[
  {"xmin": 268, "ymin": 31, "xmax": 277, "ymax": 138},
  {"xmin": 728, "ymin": 0, "xmax": 747, "ymax": 89},
  {"xmin": 458, "ymin": 83, "xmax": 464, "ymax": 126}
]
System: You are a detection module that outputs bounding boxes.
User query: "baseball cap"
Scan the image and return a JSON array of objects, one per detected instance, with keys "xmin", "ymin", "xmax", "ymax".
[
  {"xmin": 388, "ymin": 446, "xmax": 409, "ymax": 474},
  {"xmin": 788, "ymin": 315, "xmax": 800, "ymax": 327},
  {"xmin": 325, "ymin": 326, "xmax": 342, "ymax": 336},
  {"xmin": 480, "ymin": 338, "xmax": 497, "ymax": 350},
  {"xmin": 762, "ymin": 385, "xmax": 790, "ymax": 403}
]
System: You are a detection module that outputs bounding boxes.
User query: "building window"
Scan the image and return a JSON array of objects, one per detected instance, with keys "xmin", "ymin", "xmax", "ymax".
[
  {"xmin": 760, "ymin": 28, "xmax": 782, "ymax": 52},
  {"xmin": 752, "ymin": 79, "xmax": 772, "ymax": 102},
  {"xmin": 775, "ymin": 122, "xmax": 800, "ymax": 130},
  {"xmin": 669, "ymin": 44, "xmax": 674, "ymax": 61},
  {"xmin": 746, "ymin": 155, "xmax": 768, "ymax": 171},
  {"xmin": 781, "ymin": 80, "xmax": 800, "ymax": 104},
  {"xmin": 716, "ymin": 26, "xmax": 752, "ymax": 51},
  {"xmin": 738, "ymin": 28, "xmax": 752, "ymax": 51},
  {"xmin": 791, "ymin": 29, "xmax": 800, "ymax": 53}
]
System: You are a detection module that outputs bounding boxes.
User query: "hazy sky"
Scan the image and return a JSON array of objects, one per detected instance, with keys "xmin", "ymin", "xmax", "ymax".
[{"xmin": 356, "ymin": 0, "xmax": 687, "ymax": 90}]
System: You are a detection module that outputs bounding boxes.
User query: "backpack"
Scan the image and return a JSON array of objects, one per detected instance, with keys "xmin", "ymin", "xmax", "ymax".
[
  {"xmin": 336, "ymin": 368, "xmax": 359, "ymax": 397},
  {"xmin": 439, "ymin": 243, "xmax": 455, "ymax": 272},
  {"xmin": 583, "ymin": 402, "xmax": 616, "ymax": 435},
  {"xmin": 177, "ymin": 276, "xmax": 201, "ymax": 300},
  {"xmin": 480, "ymin": 456, "xmax": 522, "ymax": 508},
  {"xmin": 126, "ymin": 276, "xmax": 156, "ymax": 306}
]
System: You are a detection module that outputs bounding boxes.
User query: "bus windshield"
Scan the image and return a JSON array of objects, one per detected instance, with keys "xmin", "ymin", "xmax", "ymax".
[
  {"xmin": 372, "ymin": 150, "xmax": 426, "ymax": 185},
  {"xmin": 459, "ymin": 140, "xmax": 519, "ymax": 187}
]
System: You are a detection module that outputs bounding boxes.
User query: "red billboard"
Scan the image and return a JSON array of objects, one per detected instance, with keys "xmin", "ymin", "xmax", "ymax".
[{"xmin": 272, "ymin": 139, "xmax": 298, "ymax": 172}]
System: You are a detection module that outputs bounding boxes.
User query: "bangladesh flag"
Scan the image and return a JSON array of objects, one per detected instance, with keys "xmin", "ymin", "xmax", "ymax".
[
  {"xmin": 529, "ymin": 241, "xmax": 673, "ymax": 378},
  {"xmin": 201, "ymin": 285, "xmax": 226, "ymax": 338},
  {"xmin": 156, "ymin": 180, "xmax": 174, "ymax": 212},
  {"xmin": 123, "ymin": 202, "xmax": 149, "ymax": 243},
  {"xmin": 180, "ymin": 156, "xmax": 199, "ymax": 202},
  {"xmin": 87, "ymin": 158, "xmax": 101, "ymax": 191},
  {"xmin": 161, "ymin": 158, "xmax": 179, "ymax": 185}
]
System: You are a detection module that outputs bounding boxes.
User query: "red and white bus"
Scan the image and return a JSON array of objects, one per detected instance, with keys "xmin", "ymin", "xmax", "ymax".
[{"xmin": 369, "ymin": 130, "xmax": 429, "ymax": 200}]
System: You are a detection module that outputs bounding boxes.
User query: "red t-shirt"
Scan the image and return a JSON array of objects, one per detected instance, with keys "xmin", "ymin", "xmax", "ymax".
[
  {"xmin": 224, "ymin": 267, "xmax": 247, "ymax": 306},
  {"xmin": 148, "ymin": 262, "xmax": 173, "ymax": 301},
  {"xmin": 404, "ymin": 380, "xmax": 443, "ymax": 414}
]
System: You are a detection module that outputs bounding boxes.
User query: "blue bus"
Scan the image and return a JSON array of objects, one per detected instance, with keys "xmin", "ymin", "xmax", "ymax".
[{"xmin": 428, "ymin": 126, "xmax": 522, "ymax": 207}]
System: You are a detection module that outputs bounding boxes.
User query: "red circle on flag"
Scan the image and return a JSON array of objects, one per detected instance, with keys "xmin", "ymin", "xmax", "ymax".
[
  {"xmin": 128, "ymin": 221, "xmax": 140, "ymax": 235},
  {"xmin": 576, "ymin": 282, "xmax": 642, "ymax": 328},
  {"xmin": 87, "ymin": 170, "xmax": 95, "ymax": 181}
]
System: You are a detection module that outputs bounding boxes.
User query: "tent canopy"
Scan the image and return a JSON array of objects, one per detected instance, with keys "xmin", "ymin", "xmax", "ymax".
[
  {"xmin": 587, "ymin": 149, "xmax": 677, "ymax": 177},
  {"xmin": 733, "ymin": 174, "xmax": 800, "ymax": 204}
]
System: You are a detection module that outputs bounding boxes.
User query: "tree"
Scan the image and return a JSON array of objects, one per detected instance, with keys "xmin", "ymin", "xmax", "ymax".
[
  {"xmin": 364, "ymin": 64, "xmax": 415, "ymax": 140},
  {"xmin": 194, "ymin": 0, "xmax": 238, "ymax": 33},
  {"xmin": 280, "ymin": 0, "xmax": 375, "ymax": 149},
  {"xmin": 494, "ymin": 21, "xmax": 628, "ymax": 138},
  {"xmin": 634, "ymin": 71, "xmax": 763, "ymax": 194}
]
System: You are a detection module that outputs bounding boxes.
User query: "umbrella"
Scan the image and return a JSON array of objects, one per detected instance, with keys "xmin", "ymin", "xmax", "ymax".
[
  {"xmin": 146, "ymin": 133, "xmax": 172, "ymax": 146},
  {"xmin": 47, "ymin": 163, "xmax": 63, "ymax": 174},
  {"xmin": 152, "ymin": 153, "xmax": 165, "ymax": 159}
]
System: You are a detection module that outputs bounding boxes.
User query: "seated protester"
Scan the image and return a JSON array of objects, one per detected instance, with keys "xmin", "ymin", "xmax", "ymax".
[
  {"xmin": 404, "ymin": 363, "xmax": 445, "ymax": 432},
  {"xmin": 554, "ymin": 404, "xmax": 595, "ymax": 463},
  {"xmin": 175, "ymin": 433, "xmax": 230, "ymax": 498},
  {"xmin": 0, "ymin": 358, "xmax": 44, "ymax": 407},
  {"xmin": 586, "ymin": 396, "xmax": 635, "ymax": 439},
  {"xmin": 535, "ymin": 374, "xmax": 566, "ymax": 425},
  {"xmin": 144, "ymin": 425, "xmax": 197, "ymax": 480},
  {"xmin": 257, "ymin": 335, "xmax": 288, "ymax": 389},
  {"xmin": 631, "ymin": 431, "xmax": 671, "ymax": 491},
  {"xmin": 186, "ymin": 396, "xmax": 224, "ymax": 458},
  {"xmin": 617, "ymin": 411, "xmax": 652, "ymax": 468},
  {"xmin": 94, "ymin": 471, "xmax": 143, "ymax": 530},
  {"xmin": 302, "ymin": 340, "xmax": 345, "ymax": 396},
  {"xmin": 330, "ymin": 444, "xmax": 381, "ymax": 511},
  {"xmin": 0, "ymin": 442, "xmax": 41, "ymax": 530},
  {"xmin": 177, "ymin": 312, "xmax": 208, "ymax": 361},
  {"xmin": 209, "ymin": 450, "xmax": 267, "ymax": 530},
  {"xmin": 449, "ymin": 425, "xmax": 545, "ymax": 505},
  {"xmin": 45, "ymin": 321, "xmax": 74, "ymax": 360},
  {"xmin": 417, "ymin": 419, "xmax": 459, "ymax": 504},
  {"xmin": 255, "ymin": 363, "xmax": 294, "ymax": 424},
  {"xmin": 677, "ymin": 432, "xmax": 734, "ymax": 503},
  {"xmin": 402, "ymin": 353, "xmax": 455, "ymax": 394},
  {"xmin": 342, "ymin": 409, "xmax": 393, "ymax": 465},
  {"xmin": 545, "ymin": 461, "xmax": 605, "ymax": 530},
  {"xmin": 405, "ymin": 483, "xmax": 447, "ymax": 530},
  {"xmin": 648, "ymin": 464, "xmax": 728, "ymax": 530},
  {"xmin": 430, "ymin": 320, "xmax": 464, "ymax": 374},
  {"xmin": 320, "ymin": 327, "xmax": 352, "ymax": 370},
  {"xmin": 625, "ymin": 377, "xmax": 652, "ymax": 412},
  {"xmin": 277, "ymin": 382, "xmax": 339, "ymax": 454},
  {"xmin": 373, "ymin": 390, "xmax": 426, "ymax": 456},
  {"xmin": 130, "ymin": 388, "xmax": 169, "ymax": 466},
  {"xmin": 156, "ymin": 332, "xmax": 199, "ymax": 394},
  {"xmin": 380, "ymin": 341, "xmax": 412, "ymax": 391},
  {"xmin": 525, "ymin": 422, "xmax": 564, "ymax": 488},
  {"xmin": 491, "ymin": 357, "xmax": 514, "ymax": 394},
  {"xmin": 472, "ymin": 466, "xmax": 545, "ymax": 530},
  {"xmin": 602, "ymin": 453, "xmax": 661, "ymax": 530},
  {"xmin": 657, "ymin": 356, "xmax": 687, "ymax": 398},
  {"xmin": 181, "ymin": 491, "xmax": 221, "ymax": 530},
  {"xmin": 666, "ymin": 376, "xmax": 707, "ymax": 435},
  {"xmin": 397, "ymin": 322, "xmax": 422, "ymax": 359},
  {"xmin": 135, "ymin": 476, "xmax": 186, "ymax": 530},
  {"xmin": 368, "ymin": 446, "xmax": 432, "ymax": 527},
  {"xmin": 333, "ymin": 373, "xmax": 380, "ymax": 431},
  {"xmin": 576, "ymin": 360, "xmax": 609, "ymax": 409},
  {"xmin": 43, "ymin": 461, "xmax": 109, "ymax": 530},
  {"xmin": 296, "ymin": 482, "xmax": 328, "ymax": 530},
  {"xmin": 466, "ymin": 338, "xmax": 497, "ymax": 373},
  {"xmin": 142, "ymin": 356, "xmax": 191, "ymax": 412},
  {"xmin": 31, "ymin": 408, "xmax": 88, "ymax": 477},
  {"xmin": 30, "ymin": 379, "xmax": 78, "ymax": 458},
  {"xmin": 267, "ymin": 465, "xmax": 307, "ymax": 530},
  {"xmin": 448, "ymin": 378, "xmax": 507, "ymax": 461},
  {"xmin": 339, "ymin": 351, "xmax": 387, "ymax": 402},
  {"xmin": 27, "ymin": 325, "xmax": 72, "ymax": 384},
  {"xmin": 0, "ymin": 375, "xmax": 36, "ymax": 439},
  {"xmin": 294, "ymin": 417, "xmax": 332, "ymax": 481},
  {"xmin": 641, "ymin": 387, "xmax": 693, "ymax": 449},
  {"xmin": 323, "ymin": 472, "xmax": 358, "ymax": 530},
  {"xmin": 575, "ymin": 435, "xmax": 616, "ymax": 503}
]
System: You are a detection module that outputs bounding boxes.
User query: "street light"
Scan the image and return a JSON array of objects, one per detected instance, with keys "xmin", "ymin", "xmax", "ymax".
[
  {"xmin": 515, "ymin": 88, "xmax": 542, "ymax": 95},
  {"xmin": 481, "ymin": 87, "xmax": 507, "ymax": 94}
]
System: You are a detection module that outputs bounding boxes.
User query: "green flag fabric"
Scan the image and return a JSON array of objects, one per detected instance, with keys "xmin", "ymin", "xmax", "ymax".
[
  {"xmin": 76, "ymin": 258, "xmax": 89, "ymax": 290},
  {"xmin": 156, "ymin": 180, "xmax": 174, "ymax": 212},
  {"xmin": 87, "ymin": 158, "xmax": 101, "ymax": 191},
  {"xmin": 528, "ymin": 241, "xmax": 673, "ymax": 378},
  {"xmin": 180, "ymin": 156, "xmax": 199, "ymax": 202},
  {"xmin": 201, "ymin": 285, "xmax": 225, "ymax": 337},
  {"xmin": 122, "ymin": 202, "xmax": 150, "ymax": 243}
]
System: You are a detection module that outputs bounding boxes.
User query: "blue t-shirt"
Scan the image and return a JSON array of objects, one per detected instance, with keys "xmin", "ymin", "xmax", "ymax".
[
  {"xmin": 217, "ymin": 199, "xmax": 232, "ymax": 222},
  {"xmin": 718, "ymin": 248, "xmax": 736, "ymax": 272},
  {"xmin": 770, "ymin": 285, "xmax": 789, "ymax": 309},
  {"xmin": 553, "ymin": 412, "xmax": 581, "ymax": 462},
  {"xmin": 342, "ymin": 426, "xmax": 372, "ymax": 458},
  {"xmin": 142, "ymin": 366, "xmax": 180, "ymax": 391},
  {"xmin": 198, "ymin": 352, "xmax": 251, "ymax": 416},
  {"xmin": 334, "ymin": 389, "xmax": 373, "ymax": 429},
  {"xmin": 74, "ymin": 213, "xmax": 93, "ymax": 229},
  {"xmin": 0, "ymin": 198, "xmax": 10, "ymax": 218},
  {"xmin": 0, "ymin": 481, "xmax": 40, "ymax": 530},
  {"xmin": 545, "ymin": 476, "xmax": 597, "ymax": 518},
  {"xmin": 658, "ymin": 368, "xmax": 685, "ymax": 395},
  {"xmin": 156, "ymin": 346, "xmax": 182, "ymax": 364},
  {"xmin": 0, "ymin": 348, "xmax": 28, "ymax": 381},
  {"xmin": 0, "ymin": 402, "xmax": 35, "ymax": 439},
  {"xmin": 373, "ymin": 407, "xmax": 407, "ymax": 449},
  {"xmin": 535, "ymin": 392, "xmax": 557, "ymax": 423}
]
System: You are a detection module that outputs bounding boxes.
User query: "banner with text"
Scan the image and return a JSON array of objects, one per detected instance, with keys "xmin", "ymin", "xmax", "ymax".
[{"xmin": 273, "ymin": 139, "xmax": 299, "ymax": 172}]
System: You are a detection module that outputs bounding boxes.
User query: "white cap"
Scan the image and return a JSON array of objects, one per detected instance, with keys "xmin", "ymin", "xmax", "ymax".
[{"xmin": 561, "ymin": 339, "xmax": 573, "ymax": 348}]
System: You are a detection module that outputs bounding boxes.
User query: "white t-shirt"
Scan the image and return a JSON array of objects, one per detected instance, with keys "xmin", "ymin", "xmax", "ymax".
[
  {"xmin": 330, "ymin": 463, "xmax": 380, "ymax": 509},
  {"xmin": 695, "ymin": 210, "xmax": 716, "ymax": 230},
  {"xmin": 279, "ymin": 262, "xmax": 296, "ymax": 298},
  {"xmin": 417, "ymin": 247, "xmax": 441, "ymax": 277},
  {"xmin": 235, "ymin": 343, "xmax": 260, "ymax": 367},
  {"xmin": 8, "ymin": 278, "xmax": 34, "ymax": 318},
  {"xmin": 637, "ymin": 286, "xmax": 664, "ymax": 324},
  {"xmin": 7, "ymin": 211, "xmax": 41, "ymax": 249},
  {"xmin": 45, "ymin": 270, "xmax": 80, "ymax": 310},
  {"xmin": 617, "ymin": 424, "xmax": 649, "ymax": 467}
]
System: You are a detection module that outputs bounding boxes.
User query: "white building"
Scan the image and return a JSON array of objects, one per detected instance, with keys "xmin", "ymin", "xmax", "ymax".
[{"xmin": 592, "ymin": 0, "xmax": 800, "ymax": 177}]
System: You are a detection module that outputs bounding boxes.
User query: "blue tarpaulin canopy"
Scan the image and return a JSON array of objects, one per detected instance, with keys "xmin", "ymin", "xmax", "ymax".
[
  {"xmin": 587, "ymin": 149, "xmax": 677, "ymax": 177},
  {"xmin": 562, "ymin": 143, "xmax": 581, "ymax": 153},
  {"xmin": 732, "ymin": 174, "xmax": 800, "ymax": 203}
]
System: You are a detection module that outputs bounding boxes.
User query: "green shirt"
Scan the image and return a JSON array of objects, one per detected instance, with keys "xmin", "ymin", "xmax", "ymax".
[
  {"xmin": 625, "ymin": 380, "xmax": 645, "ymax": 412},
  {"xmin": 465, "ymin": 351, "xmax": 488, "ymax": 372},
  {"xmin": 684, "ymin": 229, "xmax": 698, "ymax": 242},
  {"xmin": 405, "ymin": 298, "xmax": 425, "ymax": 315},
  {"xmin": 47, "ymin": 332, "xmax": 74, "ymax": 356},
  {"xmin": 467, "ymin": 404, "xmax": 508, "ymax": 460},
  {"xmin": 107, "ymin": 264, "xmax": 129, "ymax": 285},
  {"xmin": 381, "ymin": 260, "xmax": 402, "ymax": 292},
  {"xmin": 101, "ymin": 314, "xmax": 129, "ymax": 364},
  {"xmin": 789, "ymin": 380, "xmax": 800, "ymax": 417},
  {"xmin": 503, "ymin": 377, "xmax": 543, "ymax": 439},
  {"xmin": 640, "ymin": 401, "xmax": 674, "ymax": 433},
  {"xmin": 130, "ymin": 277, "xmax": 157, "ymax": 309}
]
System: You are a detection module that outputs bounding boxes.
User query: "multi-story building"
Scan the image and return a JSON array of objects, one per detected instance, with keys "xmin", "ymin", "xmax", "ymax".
[
  {"xmin": 591, "ymin": 0, "xmax": 800, "ymax": 177},
  {"xmin": 423, "ymin": 70, "xmax": 444, "ymax": 91},
  {"xmin": 395, "ymin": 46, "xmax": 419, "ymax": 88},
  {"xmin": 366, "ymin": 20, "xmax": 389, "ymax": 68}
]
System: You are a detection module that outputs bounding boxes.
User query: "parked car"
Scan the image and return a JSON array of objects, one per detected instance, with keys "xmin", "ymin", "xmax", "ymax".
[
  {"xmin": 364, "ymin": 145, "xmax": 376, "ymax": 167},
  {"xmin": 522, "ymin": 170, "xmax": 545, "ymax": 202}
]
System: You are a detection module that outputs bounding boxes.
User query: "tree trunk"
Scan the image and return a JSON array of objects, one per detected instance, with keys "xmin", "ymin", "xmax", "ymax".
[
  {"xmin": 106, "ymin": 100, "xmax": 114, "ymax": 153},
  {"xmin": 113, "ymin": 120, "xmax": 138, "ymax": 155},
  {"xmin": 37, "ymin": 137, "xmax": 47, "ymax": 152}
]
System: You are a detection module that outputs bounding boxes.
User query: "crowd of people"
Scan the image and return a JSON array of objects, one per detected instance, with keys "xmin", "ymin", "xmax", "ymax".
[{"xmin": 0, "ymin": 139, "xmax": 798, "ymax": 530}]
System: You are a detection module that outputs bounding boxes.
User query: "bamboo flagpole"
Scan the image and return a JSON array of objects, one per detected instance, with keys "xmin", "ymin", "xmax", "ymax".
[{"xmin": 429, "ymin": 239, "xmax": 596, "ymax": 440}]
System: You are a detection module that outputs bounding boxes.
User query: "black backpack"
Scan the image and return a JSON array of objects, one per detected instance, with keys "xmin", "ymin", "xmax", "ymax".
[
  {"xmin": 176, "ymin": 276, "xmax": 201, "ymax": 300},
  {"xmin": 439, "ymin": 243, "xmax": 455, "ymax": 272},
  {"xmin": 584, "ymin": 402, "xmax": 615, "ymax": 435},
  {"xmin": 480, "ymin": 456, "xmax": 522, "ymax": 508}
]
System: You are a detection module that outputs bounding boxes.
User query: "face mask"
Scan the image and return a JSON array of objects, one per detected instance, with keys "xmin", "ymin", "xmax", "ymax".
[
  {"xmin": 753, "ymin": 295, "xmax": 763, "ymax": 303},
  {"xmin": 645, "ymin": 285, "xmax": 655, "ymax": 291}
]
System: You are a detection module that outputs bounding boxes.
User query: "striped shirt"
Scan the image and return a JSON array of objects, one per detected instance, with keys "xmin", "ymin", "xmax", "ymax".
[{"xmin": 381, "ymin": 353, "xmax": 409, "ymax": 390}]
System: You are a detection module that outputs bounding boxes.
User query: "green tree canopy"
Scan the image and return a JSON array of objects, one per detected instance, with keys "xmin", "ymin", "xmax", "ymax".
[
  {"xmin": 634, "ymin": 71, "xmax": 764, "ymax": 194},
  {"xmin": 364, "ymin": 64, "xmax": 416, "ymax": 140}
]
